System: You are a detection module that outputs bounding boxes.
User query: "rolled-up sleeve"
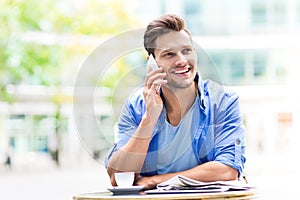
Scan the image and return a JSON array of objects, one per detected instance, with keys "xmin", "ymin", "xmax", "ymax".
[{"xmin": 213, "ymin": 90, "xmax": 246, "ymax": 177}]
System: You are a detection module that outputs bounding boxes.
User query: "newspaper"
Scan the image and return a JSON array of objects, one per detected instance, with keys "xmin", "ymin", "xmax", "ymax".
[{"xmin": 145, "ymin": 175, "xmax": 254, "ymax": 194}]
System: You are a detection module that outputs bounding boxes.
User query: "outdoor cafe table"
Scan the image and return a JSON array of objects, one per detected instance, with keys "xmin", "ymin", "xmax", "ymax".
[{"xmin": 73, "ymin": 189, "xmax": 258, "ymax": 200}]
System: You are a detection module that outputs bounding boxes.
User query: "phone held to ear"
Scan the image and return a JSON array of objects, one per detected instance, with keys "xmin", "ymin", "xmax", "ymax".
[
  {"xmin": 147, "ymin": 54, "xmax": 161, "ymax": 92},
  {"xmin": 147, "ymin": 54, "xmax": 159, "ymax": 71}
]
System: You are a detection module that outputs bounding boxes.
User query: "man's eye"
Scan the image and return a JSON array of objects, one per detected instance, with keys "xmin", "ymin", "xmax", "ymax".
[
  {"xmin": 164, "ymin": 52, "xmax": 174, "ymax": 57},
  {"xmin": 182, "ymin": 48, "xmax": 192, "ymax": 54}
]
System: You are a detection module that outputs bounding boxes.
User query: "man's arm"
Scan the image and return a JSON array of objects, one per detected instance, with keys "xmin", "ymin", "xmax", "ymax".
[
  {"xmin": 135, "ymin": 161, "xmax": 238, "ymax": 189},
  {"xmin": 106, "ymin": 110, "xmax": 157, "ymax": 186},
  {"xmin": 107, "ymin": 68, "xmax": 167, "ymax": 186}
]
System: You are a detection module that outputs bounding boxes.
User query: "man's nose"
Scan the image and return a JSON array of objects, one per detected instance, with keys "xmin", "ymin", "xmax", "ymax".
[{"xmin": 175, "ymin": 54, "xmax": 187, "ymax": 66}]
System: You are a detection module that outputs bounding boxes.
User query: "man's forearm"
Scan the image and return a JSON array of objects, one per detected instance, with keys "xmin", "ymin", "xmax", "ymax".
[
  {"xmin": 178, "ymin": 161, "xmax": 238, "ymax": 181},
  {"xmin": 135, "ymin": 161, "xmax": 238, "ymax": 189},
  {"xmin": 107, "ymin": 112, "xmax": 158, "ymax": 185}
]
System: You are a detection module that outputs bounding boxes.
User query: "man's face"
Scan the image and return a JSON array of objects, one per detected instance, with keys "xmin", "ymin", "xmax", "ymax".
[{"xmin": 154, "ymin": 30, "xmax": 197, "ymax": 89}]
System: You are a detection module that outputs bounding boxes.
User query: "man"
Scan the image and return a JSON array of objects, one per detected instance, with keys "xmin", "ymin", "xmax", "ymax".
[{"xmin": 105, "ymin": 14, "xmax": 246, "ymax": 189}]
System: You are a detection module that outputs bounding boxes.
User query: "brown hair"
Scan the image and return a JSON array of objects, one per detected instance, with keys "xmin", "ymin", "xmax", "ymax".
[{"xmin": 143, "ymin": 14, "xmax": 192, "ymax": 57}]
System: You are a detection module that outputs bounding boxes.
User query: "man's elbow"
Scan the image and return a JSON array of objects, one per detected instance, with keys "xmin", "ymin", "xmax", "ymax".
[{"xmin": 224, "ymin": 167, "xmax": 239, "ymax": 180}]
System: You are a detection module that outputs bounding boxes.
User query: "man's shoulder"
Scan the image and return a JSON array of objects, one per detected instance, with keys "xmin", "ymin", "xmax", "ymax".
[
  {"xmin": 202, "ymin": 79, "xmax": 236, "ymax": 96},
  {"xmin": 200, "ymin": 79, "xmax": 239, "ymax": 107}
]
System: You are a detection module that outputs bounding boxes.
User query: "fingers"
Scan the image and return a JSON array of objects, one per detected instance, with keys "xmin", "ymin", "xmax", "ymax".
[
  {"xmin": 143, "ymin": 68, "xmax": 166, "ymax": 121},
  {"xmin": 135, "ymin": 176, "xmax": 157, "ymax": 189},
  {"xmin": 145, "ymin": 68, "xmax": 167, "ymax": 90}
]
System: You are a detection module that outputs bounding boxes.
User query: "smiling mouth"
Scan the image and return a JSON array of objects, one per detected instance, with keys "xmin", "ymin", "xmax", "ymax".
[{"xmin": 173, "ymin": 68, "xmax": 190, "ymax": 74}]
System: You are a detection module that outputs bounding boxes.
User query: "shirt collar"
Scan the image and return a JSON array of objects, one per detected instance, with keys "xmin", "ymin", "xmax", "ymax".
[
  {"xmin": 195, "ymin": 72, "xmax": 206, "ymax": 110},
  {"xmin": 158, "ymin": 72, "xmax": 206, "ymax": 110}
]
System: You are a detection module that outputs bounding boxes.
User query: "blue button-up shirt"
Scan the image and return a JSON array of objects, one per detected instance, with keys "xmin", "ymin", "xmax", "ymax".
[{"xmin": 105, "ymin": 75, "xmax": 246, "ymax": 177}]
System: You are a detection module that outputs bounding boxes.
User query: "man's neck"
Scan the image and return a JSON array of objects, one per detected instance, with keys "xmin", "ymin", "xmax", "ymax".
[{"xmin": 161, "ymin": 83, "xmax": 197, "ymax": 126}]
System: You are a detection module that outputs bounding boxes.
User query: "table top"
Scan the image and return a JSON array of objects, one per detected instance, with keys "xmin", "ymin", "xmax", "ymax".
[{"xmin": 73, "ymin": 189, "xmax": 258, "ymax": 200}]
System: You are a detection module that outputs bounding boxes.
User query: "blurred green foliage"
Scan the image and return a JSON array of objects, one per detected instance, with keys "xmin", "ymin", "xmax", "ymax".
[{"xmin": 0, "ymin": 0, "xmax": 139, "ymax": 102}]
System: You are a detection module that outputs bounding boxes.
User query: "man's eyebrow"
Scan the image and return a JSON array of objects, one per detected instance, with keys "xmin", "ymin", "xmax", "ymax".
[
  {"xmin": 159, "ymin": 48, "xmax": 174, "ymax": 53},
  {"xmin": 159, "ymin": 45, "xmax": 193, "ymax": 52},
  {"xmin": 182, "ymin": 45, "xmax": 193, "ymax": 48}
]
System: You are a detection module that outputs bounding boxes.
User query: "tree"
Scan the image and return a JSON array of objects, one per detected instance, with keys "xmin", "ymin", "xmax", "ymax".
[
  {"xmin": 0, "ymin": 0, "xmax": 139, "ymax": 97},
  {"xmin": 0, "ymin": 0, "xmax": 140, "ymax": 165}
]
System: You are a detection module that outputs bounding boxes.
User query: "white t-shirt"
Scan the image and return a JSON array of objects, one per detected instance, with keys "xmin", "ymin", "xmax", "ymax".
[{"xmin": 157, "ymin": 96, "xmax": 199, "ymax": 174}]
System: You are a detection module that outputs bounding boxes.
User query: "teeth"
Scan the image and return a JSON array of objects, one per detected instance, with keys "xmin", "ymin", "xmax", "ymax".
[{"xmin": 174, "ymin": 69, "xmax": 189, "ymax": 74}]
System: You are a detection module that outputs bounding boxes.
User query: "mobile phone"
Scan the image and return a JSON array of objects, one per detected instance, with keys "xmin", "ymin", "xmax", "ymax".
[
  {"xmin": 147, "ymin": 54, "xmax": 159, "ymax": 71},
  {"xmin": 147, "ymin": 54, "xmax": 161, "ymax": 92}
]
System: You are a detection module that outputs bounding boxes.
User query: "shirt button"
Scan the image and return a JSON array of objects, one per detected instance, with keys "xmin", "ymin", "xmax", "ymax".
[{"xmin": 236, "ymin": 139, "xmax": 241, "ymax": 145}]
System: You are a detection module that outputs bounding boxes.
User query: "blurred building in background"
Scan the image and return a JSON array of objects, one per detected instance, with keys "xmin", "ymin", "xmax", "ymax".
[
  {"xmin": 1, "ymin": 0, "xmax": 300, "ymax": 170},
  {"xmin": 136, "ymin": 0, "xmax": 300, "ymax": 156}
]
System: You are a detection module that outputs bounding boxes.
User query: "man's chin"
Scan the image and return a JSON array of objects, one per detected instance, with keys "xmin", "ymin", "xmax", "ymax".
[{"xmin": 166, "ymin": 80, "xmax": 194, "ymax": 89}]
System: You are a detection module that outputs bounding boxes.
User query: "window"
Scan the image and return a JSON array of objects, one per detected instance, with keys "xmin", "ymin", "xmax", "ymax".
[
  {"xmin": 273, "ymin": 0, "xmax": 287, "ymax": 24},
  {"xmin": 253, "ymin": 51, "xmax": 267, "ymax": 77},
  {"xmin": 184, "ymin": 0, "xmax": 203, "ymax": 34},
  {"xmin": 229, "ymin": 51, "xmax": 245, "ymax": 84},
  {"xmin": 184, "ymin": 0, "xmax": 200, "ymax": 15},
  {"xmin": 34, "ymin": 136, "xmax": 48, "ymax": 152},
  {"xmin": 206, "ymin": 50, "xmax": 246, "ymax": 86},
  {"xmin": 206, "ymin": 51, "xmax": 229, "ymax": 84},
  {"xmin": 251, "ymin": 0, "xmax": 267, "ymax": 25}
]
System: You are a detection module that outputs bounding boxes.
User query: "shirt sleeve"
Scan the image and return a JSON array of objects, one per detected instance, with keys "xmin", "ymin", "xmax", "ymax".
[
  {"xmin": 213, "ymin": 89, "xmax": 246, "ymax": 177},
  {"xmin": 104, "ymin": 91, "xmax": 145, "ymax": 168}
]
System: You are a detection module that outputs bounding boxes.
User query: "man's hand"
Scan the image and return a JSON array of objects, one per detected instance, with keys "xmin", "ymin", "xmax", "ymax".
[
  {"xmin": 135, "ymin": 173, "xmax": 175, "ymax": 190},
  {"xmin": 135, "ymin": 175, "xmax": 160, "ymax": 190},
  {"xmin": 143, "ymin": 67, "xmax": 167, "ymax": 125}
]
